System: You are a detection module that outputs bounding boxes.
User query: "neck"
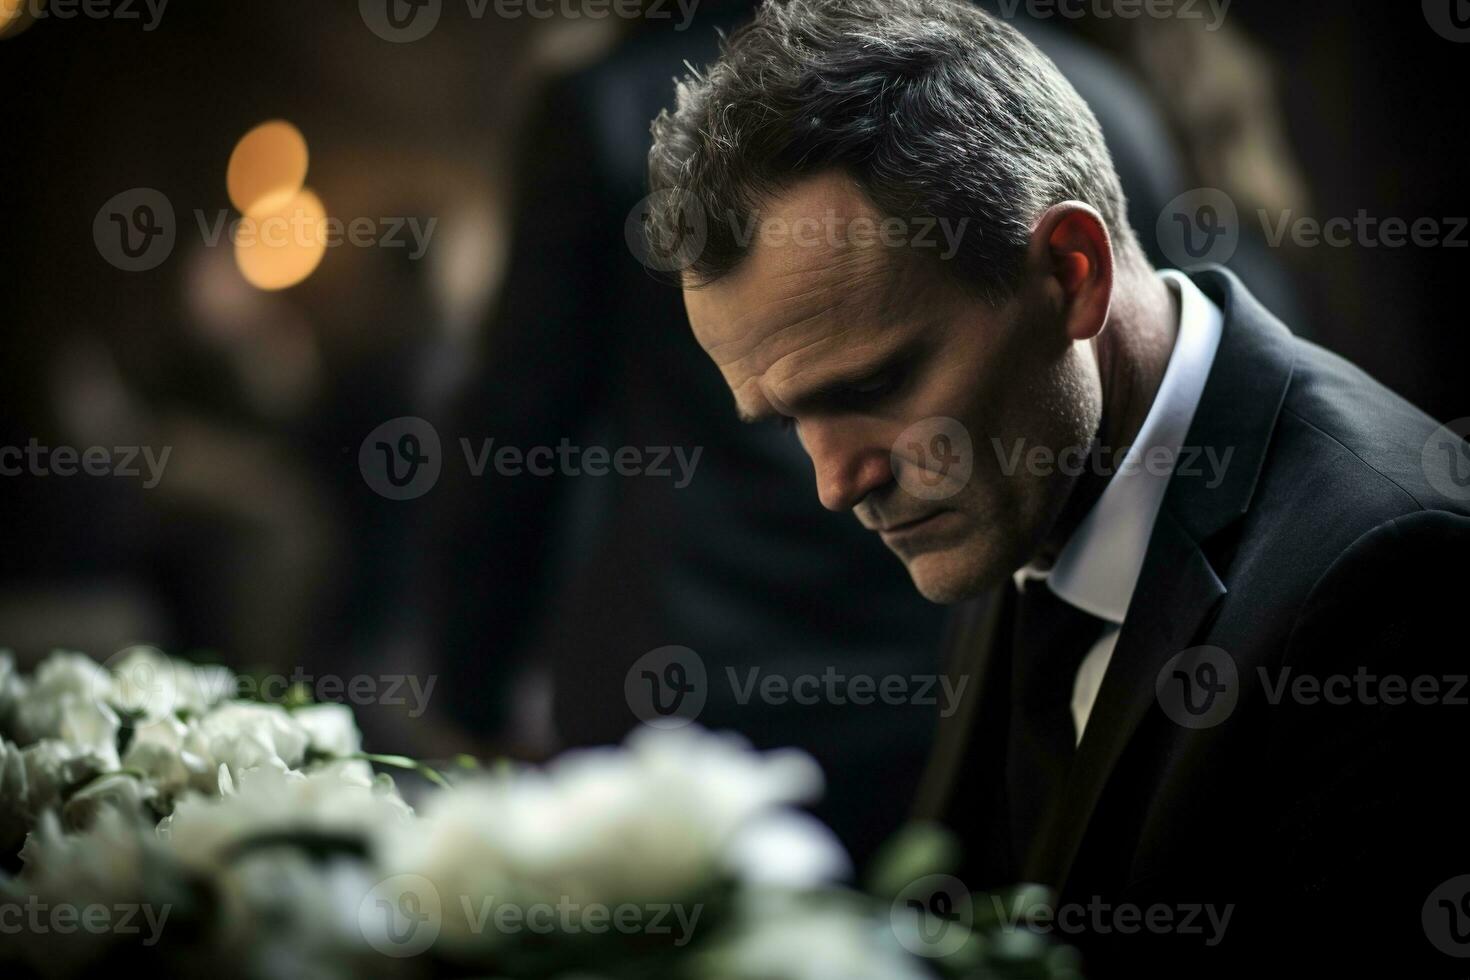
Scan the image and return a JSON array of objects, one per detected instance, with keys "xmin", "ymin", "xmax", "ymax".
[{"xmin": 1035, "ymin": 258, "xmax": 1180, "ymax": 568}]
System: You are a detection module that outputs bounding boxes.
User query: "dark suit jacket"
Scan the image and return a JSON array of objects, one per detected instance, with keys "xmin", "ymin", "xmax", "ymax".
[{"xmin": 919, "ymin": 267, "xmax": 1470, "ymax": 976}]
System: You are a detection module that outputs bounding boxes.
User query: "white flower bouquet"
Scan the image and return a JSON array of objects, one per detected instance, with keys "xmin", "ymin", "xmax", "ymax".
[{"xmin": 0, "ymin": 648, "xmax": 1078, "ymax": 979}]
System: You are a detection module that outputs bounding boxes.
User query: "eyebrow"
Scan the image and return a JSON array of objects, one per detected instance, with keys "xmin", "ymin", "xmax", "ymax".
[{"xmin": 736, "ymin": 338, "xmax": 917, "ymax": 424}]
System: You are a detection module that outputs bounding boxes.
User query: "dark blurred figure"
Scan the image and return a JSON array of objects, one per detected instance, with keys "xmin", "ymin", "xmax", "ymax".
[
  {"xmin": 1015, "ymin": 1, "xmax": 1311, "ymax": 330},
  {"xmin": 0, "ymin": 3, "xmax": 529, "ymax": 755},
  {"xmin": 427, "ymin": 0, "xmax": 1207, "ymax": 863}
]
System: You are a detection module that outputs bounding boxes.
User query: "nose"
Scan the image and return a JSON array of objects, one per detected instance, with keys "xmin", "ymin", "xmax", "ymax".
[{"xmin": 798, "ymin": 418, "xmax": 893, "ymax": 512}]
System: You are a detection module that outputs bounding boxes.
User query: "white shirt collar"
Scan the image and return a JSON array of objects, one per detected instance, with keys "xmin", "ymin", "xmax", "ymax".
[{"xmin": 1014, "ymin": 269, "xmax": 1225, "ymax": 624}]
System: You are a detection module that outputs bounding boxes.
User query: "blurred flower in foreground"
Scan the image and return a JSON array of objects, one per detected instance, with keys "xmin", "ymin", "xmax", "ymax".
[{"xmin": 0, "ymin": 649, "xmax": 1072, "ymax": 978}]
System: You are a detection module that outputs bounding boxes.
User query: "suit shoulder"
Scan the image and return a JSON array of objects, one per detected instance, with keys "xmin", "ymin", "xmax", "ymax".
[
  {"xmin": 1276, "ymin": 336, "xmax": 1470, "ymax": 516},
  {"xmin": 1216, "ymin": 336, "xmax": 1466, "ymax": 625},
  {"xmin": 1285, "ymin": 510, "xmax": 1470, "ymax": 672}
]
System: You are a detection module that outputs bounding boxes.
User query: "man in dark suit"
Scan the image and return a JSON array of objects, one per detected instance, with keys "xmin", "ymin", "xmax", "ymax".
[
  {"xmin": 430, "ymin": 0, "xmax": 1205, "ymax": 867},
  {"xmin": 647, "ymin": 0, "xmax": 1470, "ymax": 973}
]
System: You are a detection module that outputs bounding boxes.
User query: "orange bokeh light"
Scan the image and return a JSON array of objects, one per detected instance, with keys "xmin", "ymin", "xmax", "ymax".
[
  {"xmin": 0, "ymin": 0, "xmax": 43, "ymax": 40},
  {"xmin": 227, "ymin": 120, "xmax": 310, "ymax": 218},
  {"xmin": 233, "ymin": 188, "xmax": 328, "ymax": 292}
]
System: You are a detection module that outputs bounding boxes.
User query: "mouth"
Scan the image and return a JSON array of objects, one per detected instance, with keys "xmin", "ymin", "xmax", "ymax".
[{"xmin": 876, "ymin": 510, "xmax": 952, "ymax": 539}]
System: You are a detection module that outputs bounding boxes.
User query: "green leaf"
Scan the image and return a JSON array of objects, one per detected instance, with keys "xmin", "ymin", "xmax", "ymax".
[
  {"xmin": 351, "ymin": 752, "xmax": 453, "ymax": 790},
  {"xmin": 865, "ymin": 821, "xmax": 962, "ymax": 900}
]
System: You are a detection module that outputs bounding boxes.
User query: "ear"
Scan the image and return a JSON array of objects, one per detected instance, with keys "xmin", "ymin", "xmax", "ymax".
[{"xmin": 1028, "ymin": 201, "xmax": 1114, "ymax": 342}]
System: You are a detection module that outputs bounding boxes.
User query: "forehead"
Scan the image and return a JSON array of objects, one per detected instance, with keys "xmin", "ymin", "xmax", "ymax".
[{"xmin": 683, "ymin": 174, "xmax": 933, "ymax": 416}]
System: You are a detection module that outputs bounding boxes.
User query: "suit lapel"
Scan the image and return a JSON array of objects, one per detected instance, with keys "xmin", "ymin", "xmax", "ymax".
[
  {"xmin": 1031, "ymin": 509, "xmax": 1225, "ymax": 886},
  {"xmin": 1032, "ymin": 267, "xmax": 1298, "ymax": 890}
]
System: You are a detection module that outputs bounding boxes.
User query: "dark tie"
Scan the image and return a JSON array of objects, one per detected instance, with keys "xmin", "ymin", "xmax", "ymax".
[{"xmin": 1005, "ymin": 577, "xmax": 1105, "ymax": 876}]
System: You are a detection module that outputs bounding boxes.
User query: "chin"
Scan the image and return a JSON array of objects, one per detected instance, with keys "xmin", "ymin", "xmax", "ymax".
[{"xmin": 901, "ymin": 546, "xmax": 997, "ymax": 604}]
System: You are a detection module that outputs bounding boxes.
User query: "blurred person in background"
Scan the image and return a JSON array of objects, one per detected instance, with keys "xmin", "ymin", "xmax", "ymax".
[{"xmin": 0, "ymin": 2, "xmax": 536, "ymax": 758}]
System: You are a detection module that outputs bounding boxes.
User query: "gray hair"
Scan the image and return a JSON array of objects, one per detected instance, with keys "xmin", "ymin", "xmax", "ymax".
[{"xmin": 646, "ymin": 0, "xmax": 1143, "ymax": 304}]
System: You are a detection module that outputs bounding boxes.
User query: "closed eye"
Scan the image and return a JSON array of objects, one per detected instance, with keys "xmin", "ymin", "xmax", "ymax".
[
  {"xmin": 833, "ymin": 365, "xmax": 903, "ymax": 408},
  {"xmin": 847, "ymin": 372, "xmax": 894, "ymax": 396},
  {"xmin": 772, "ymin": 352, "xmax": 915, "ymax": 433}
]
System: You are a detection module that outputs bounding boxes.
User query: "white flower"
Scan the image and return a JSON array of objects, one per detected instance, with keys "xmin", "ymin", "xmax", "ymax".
[
  {"xmin": 375, "ymin": 778, "xmax": 517, "ymax": 953},
  {"xmin": 10, "ymin": 651, "xmax": 114, "ymax": 744},
  {"xmin": 218, "ymin": 848, "xmax": 385, "ymax": 980},
  {"xmin": 107, "ymin": 645, "xmax": 235, "ymax": 720},
  {"xmin": 13, "ymin": 760, "xmax": 411, "ymax": 978},
  {"xmin": 0, "ymin": 737, "xmax": 31, "ymax": 849},
  {"xmin": 119, "ymin": 701, "xmax": 313, "ymax": 801},
  {"xmin": 174, "ymin": 763, "xmax": 411, "ymax": 963},
  {"xmin": 723, "ymin": 811, "xmax": 852, "ymax": 890},
  {"xmin": 8, "ymin": 806, "xmax": 177, "ymax": 975},
  {"xmin": 182, "ymin": 700, "xmax": 311, "ymax": 786},
  {"xmin": 700, "ymin": 891, "xmax": 935, "ymax": 980},
  {"xmin": 19, "ymin": 739, "xmax": 108, "ymax": 818},
  {"xmin": 56, "ymin": 695, "xmax": 122, "ymax": 770},
  {"xmin": 121, "ymin": 715, "xmax": 212, "ymax": 797},
  {"xmin": 14, "ymin": 804, "xmax": 164, "ymax": 904},
  {"xmin": 121, "ymin": 700, "xmax": 365, "ymax": 809},
  {"xmin": 0, "ymin": 651, "xmax": 25, "ymax": 733},
  {"xmin": 61, "ymin": 772, "xmax": 157, "ymax": 830},
  {"xmin": 380, "ymin": 725, "xmax": 827, "ymax": 954},
  {"xmin": 161, "ymin": 762, "xmax": 411, "ymax": 871},
  {"xmin": 293, "ymin": 703, "xmax": 363, "ymax": 759}
]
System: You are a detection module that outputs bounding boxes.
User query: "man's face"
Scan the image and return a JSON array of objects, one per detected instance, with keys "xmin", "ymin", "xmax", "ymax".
[{"xmin": 683, "ymin": 172, "xmax": 1102, "ymax": 603}]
